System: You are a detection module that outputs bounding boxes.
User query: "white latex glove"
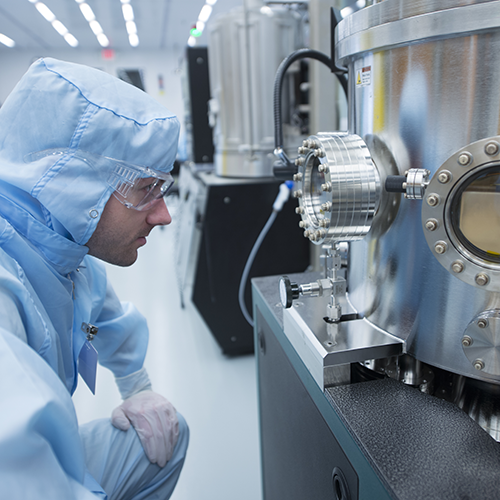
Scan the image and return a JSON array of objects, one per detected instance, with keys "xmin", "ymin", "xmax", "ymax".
[{"xmin": 111, "ymin": 390, "xmax": 179, "ymax": 467}]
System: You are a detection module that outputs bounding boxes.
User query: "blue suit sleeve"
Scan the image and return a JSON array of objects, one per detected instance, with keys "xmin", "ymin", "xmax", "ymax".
[{"xmin": 0, "ymin": 327, "xmax": 100, "ymax": 499}]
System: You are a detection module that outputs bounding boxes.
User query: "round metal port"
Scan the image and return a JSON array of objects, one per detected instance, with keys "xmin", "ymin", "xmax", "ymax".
[{"xmin": 332, "ymin": 467, "xmax": 351, "ymax": 500}]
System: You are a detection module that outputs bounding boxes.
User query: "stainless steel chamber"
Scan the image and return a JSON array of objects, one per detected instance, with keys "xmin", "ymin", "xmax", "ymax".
[
  {"xmin": 208, "ymin": 0, "xmax": 307, "ymax": 177},
  {"xmin": 284, "ymin": 0, "xmax": 500, "ymax": 441}
]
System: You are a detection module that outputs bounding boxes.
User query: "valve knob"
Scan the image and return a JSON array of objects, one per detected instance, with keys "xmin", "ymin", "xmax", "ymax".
[{"xmin": 279, "ymin": 276, "xmax": 300, "ymax": 309}]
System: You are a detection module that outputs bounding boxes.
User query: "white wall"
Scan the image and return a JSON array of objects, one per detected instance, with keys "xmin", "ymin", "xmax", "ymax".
[{"xmin": 0, "ymin": 48, "xmax": 185, "ymax": 126}]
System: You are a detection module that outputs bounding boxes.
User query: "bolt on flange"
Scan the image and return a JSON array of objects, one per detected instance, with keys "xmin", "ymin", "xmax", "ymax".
[
  {"xmin": 473, "ymin": 359, "xmax": 485, "ymax": 371},
  {"xmin": 426, "ymin": 194, "xmax": 440, "ymax": 207},
  {"xmin": 438, "ymin": 171, "xmax": 452, "ymax": 184},
  {"xmin": 425, "ymin": 219, "xmax": 438, "ymax": 231},
  {"xmin": 434, "ymin": 241, "xmax": 447, "ymax": 254},
  {"xmin": 485, "ymin": 141, "xmax": 499, "ymax": 155},
  {"xmin": 458, "ymin": 152, "xmax": 472, "ymax": 165},
  {"xmin": 462, "ymin": 335, "xmax": 473, "ymax": 347},
  {"xmin": 475, "ymin": 273, "xmax": 490, "ymax": 286}
]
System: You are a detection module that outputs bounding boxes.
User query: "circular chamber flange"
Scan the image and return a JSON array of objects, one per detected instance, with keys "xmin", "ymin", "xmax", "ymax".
[
  {"xmin": 462, "ymin": 310, "xmax": 500, "ymax": 378},
  {"xmin": 293, "ymin": 133, "xmax": 381, "ymax": 245},
  {"xmin": 422, "ymin": 136, "xmax": 500, "ymax": 291}
]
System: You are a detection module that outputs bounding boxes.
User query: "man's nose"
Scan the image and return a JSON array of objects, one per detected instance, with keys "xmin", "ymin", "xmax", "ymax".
[{"xmin": 146, "ymin": 199, "xmax": 172, "ymax": 226}]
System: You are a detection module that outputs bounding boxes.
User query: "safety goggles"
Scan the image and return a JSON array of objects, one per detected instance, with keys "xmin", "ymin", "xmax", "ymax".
[{"xmin": 26, "ymin": 148, "xmax": 175, "ymax": 211}]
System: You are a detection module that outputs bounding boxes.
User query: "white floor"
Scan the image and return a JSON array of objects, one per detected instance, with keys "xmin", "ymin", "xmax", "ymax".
[{"xmin": 73, "ymin": 196, "xmax": 263, "ymax": 500}]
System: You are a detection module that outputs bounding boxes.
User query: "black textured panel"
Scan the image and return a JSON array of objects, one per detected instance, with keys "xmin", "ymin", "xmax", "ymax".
[{"xmin": 326, "ymin": 378, "xmax": 500, "ymax": 500}]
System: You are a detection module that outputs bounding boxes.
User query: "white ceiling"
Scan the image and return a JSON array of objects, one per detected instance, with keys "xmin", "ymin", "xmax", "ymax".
[{"xmin": 0, "ymin": 0, "xmax": 242, "ymax": 53}]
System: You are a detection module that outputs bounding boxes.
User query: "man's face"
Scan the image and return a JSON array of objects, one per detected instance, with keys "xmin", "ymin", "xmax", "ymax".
[{"xmin": 86, "ymin": 191, "xmax": 172, "ymax": 266}]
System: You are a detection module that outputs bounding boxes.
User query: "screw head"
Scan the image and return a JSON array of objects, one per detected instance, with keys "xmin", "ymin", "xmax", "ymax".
[
  {"xmin": 434, "ymin": 241, "xmax": 447, "ymax": 254},
  {"xmin": 298, "ymin": 221, "xmax": 308, "ymax": 228},
  {"xmin": 438, "ymin": 171, "xmax": 451, "ymax": 184},
  {"xmin": 425, "ymin": 219, "xmax": 438, "ymax": 231},
  {"xmin": 318, "ymin": 164, "xmax": 326, "ymax": 173},
  {"xmin": 485, "ymin": 141, "xmax": 499, "ymax": 155},
  {"xmin": 293, "ymin": 172, "xmax": 302, "ymax": 181},
  {"xmin": 321, "ymin": 202, "xmax": 332, "ymax": 212},
  {"xmin": 451, "ymin": 261, "xmax": 464, "ymax": 273},
  {"xmin": 473, "ymin": 359, "xmax": 485, "ymax": 371},
  {"xmin": 462, "ymin": 336, "xmax": 473, "ymax": 347},
  {"xmin": 426, "ymin": 194, "xmax": 440, "ymax": 206},
  {"xmin": 475, "ymin": 273, "xmax": 490, "ymax": 286},
  {"xmin": 458, "ymin": 152, "xmax": 472, "ymax": 165},
  {"xmin": 477, "ymin": 318, "xmax": 488, "ymax": 328},
  {"xmin": 293, "ymin": 190, "xmax": 302, "ymax": 198},
  {"xmin": 321, "ymin": 182, "xmax": 332, "ymax": 192}
]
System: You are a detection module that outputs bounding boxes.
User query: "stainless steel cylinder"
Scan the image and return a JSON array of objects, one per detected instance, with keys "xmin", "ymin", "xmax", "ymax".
[
  {"xmin": 335, "ymin": 0, "xmax": 500, "ymax": 386},
  {"xmin": 208, "ymin": 4, "xmax": 305, "ymax": 177}
]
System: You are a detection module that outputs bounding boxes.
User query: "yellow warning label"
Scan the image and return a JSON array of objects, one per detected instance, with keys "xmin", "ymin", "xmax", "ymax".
[{"xmin": 356, "ymin": 66, "xmax": 371, "ymax": 87}]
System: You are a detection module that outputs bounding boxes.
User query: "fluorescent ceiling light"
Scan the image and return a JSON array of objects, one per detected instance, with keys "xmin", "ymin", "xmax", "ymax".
[
  {"xmin": 196, "ymin": 21, "xmax": 205, "ymax": 31},
  {"xmin": 122, "ymin": 4, "xmax": 134, "ymax": 22},
  {"xmin": 121, "ymin": 2, "xmax": 139, "ymax": 46},
  {"xmin": 129, "ymin": 33, "xmax": 139, "ymax": 47},
  {"xmin": 89, "ymin": 20, "xmax": 103, "ymax": 35},
  {"xmin": 64, "ymin": 33, "xmax": 79, "ymax": 47},
  {"xmin": 31, "ymin": 1, "xmax": 79, "ymax": 47},
  {"xmin": 206, "ymin": 0, "xmax": 217, "ymax": 5},
  {"xmin": 0, "ymin": 33, "xmax": 15, "ymax": 48},
  {"xmin": 126, "ymin": 21, "xmax": 137, "ymax": 35},
  {"xmin": 35, "ymin": 2, "xmax": 56, "ymax": 22},
  {"xmin": 97, "ymin": 33, "xmax": 109, "ymax": 47},
  {"xmin": 51, "ymin": 20, "xmax": 68, "ymax": 36},
  {"xmin": 74, "ymin": 0, "xmax": 110, "ymax": 48},
  {"xmin": 187, "ymin": 36, "xmax": 196, "ymax": 47},
  {"xmin": 198, "ymin": 4, "xmax": 213, "ymax": 23},
  {"xmin": 79, "ymin": 3, "xmax": 95, "ymax": 22}
]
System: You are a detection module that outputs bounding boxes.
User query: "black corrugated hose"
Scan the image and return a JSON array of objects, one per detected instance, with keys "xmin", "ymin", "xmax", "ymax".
[{"xmin": 273, "ymin": 48, "xmax": 348, "ymax": 175}]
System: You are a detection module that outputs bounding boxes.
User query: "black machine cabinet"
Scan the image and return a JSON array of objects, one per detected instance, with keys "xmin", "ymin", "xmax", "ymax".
[
  {"xmin": 184, "ymin": 47, "xmax": 214, "ymax": 164},
  {"xmin": 253, "ymin": 274, "xmax": 500, "ymax": 500},
  {"xmin": 182, "ymin": 169, "xmax": 309, "ymax": 355}
]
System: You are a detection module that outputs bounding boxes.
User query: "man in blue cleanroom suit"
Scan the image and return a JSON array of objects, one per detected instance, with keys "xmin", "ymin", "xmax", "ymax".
[{"xmin": 0, "ymin": 57, "xmax": 189, "ymax": 499}]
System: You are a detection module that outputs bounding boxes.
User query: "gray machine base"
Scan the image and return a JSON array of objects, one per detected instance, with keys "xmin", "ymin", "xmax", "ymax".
[{"xmin": 253, "ymin": 274, "xmax": 500, "ymax": 500}]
